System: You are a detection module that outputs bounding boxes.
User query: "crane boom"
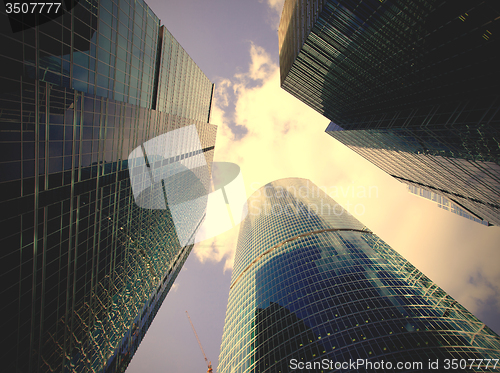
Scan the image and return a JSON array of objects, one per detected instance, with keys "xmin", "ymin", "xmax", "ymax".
[{"xmin": 186, "ymin": 311, "xmax": 213, "ymax": 373}]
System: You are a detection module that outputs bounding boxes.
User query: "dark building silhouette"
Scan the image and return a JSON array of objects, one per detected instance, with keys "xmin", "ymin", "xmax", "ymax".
[
  {"xmin": 0, "ymin": 0, "xmax": 216, "ymax": 372},
  {"xmin": 279, "ymin": 0, "xmax": 500, "ymax": 225}
]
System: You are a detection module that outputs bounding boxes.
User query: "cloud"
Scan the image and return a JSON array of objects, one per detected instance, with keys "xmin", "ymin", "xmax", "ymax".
[
  {"xmin": 193, "ymin": 42, "xmax": 500, "ymax": 333},
  {"xmin": 213, "ymin": 75, "xmax": 248, "ymax": 140},
  {"xmin": 196, "ymin": 42, "xmax": 393, "ymax": 267},
  {"xmin": 214, "ymin": 78, "xmax": 232, "ymax": 108},
  {"xmin": 194, "ymin": 231, "xmax": 239, "ymax": 272},
  {"xmin": 235, "ymin": 43, "xmax": 275, "ymax": 83},
  {"xmin": 266, "ymin": 0, "xmax": 285, "ymax": 13},
  {"xmin": 260, "ymin": 0, "xmax": 286, "ymax": 29}
]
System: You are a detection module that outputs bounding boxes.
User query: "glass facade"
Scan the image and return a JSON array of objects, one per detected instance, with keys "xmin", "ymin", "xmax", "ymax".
[
  {"xmin": 279, "ymin": 0, "xmax": 500, "ymax": 225},
  {"xmin": 326, "ymin": 127, "xmax": 500, "ymax": 225},
  {"xmin": 218, "ymin": 178, "xmax": 500, "ymax": 373},
  {"xmin": 407, "ymin": 185, "xmax": 490, "ymax": 226},
  {"xmin": 0, "ymin": 1, "xmax": 216, "ymax": 372}
]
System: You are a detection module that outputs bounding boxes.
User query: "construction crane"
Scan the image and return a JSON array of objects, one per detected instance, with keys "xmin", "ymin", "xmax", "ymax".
[{"xmin": 186, "ymin": 311, "xmax": 213, "ymax": 373}]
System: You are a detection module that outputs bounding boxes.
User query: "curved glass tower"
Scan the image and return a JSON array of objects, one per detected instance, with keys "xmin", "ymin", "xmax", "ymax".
[{"xmin": 218, "ymin": 178, "xmax": 500, "ymax": 373}]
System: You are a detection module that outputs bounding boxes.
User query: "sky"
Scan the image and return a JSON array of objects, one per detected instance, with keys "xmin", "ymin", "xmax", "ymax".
[{"xmin": 127, "ymin": 1, "xmax": 500, "ymax": 372}]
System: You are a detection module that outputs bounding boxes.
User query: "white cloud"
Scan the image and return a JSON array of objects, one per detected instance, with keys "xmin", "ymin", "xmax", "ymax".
[
  {"xmin": 193, "ymin": 42, "xmax": 500, "ymax": 330},
  {"xmin": 259, "ymin": 0, "xmax": 286, "ymax": 30},
  {"xmin": 214, "ymin": 78, "xmax": 232, "ymax": 108},
  {"xmin": 235, "ymin": 43, "xmax": 275, "ymax": 83},
  {"xmin": 266, "ymin": 0, "xmax": 285, "ymax": 13}
]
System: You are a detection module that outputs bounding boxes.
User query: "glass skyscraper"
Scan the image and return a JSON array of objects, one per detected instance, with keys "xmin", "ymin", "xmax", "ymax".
[
  {"xmin": 0, "ymin": 1, "xmax": 216, "ymax": 372},
  {"xmin": 218, "ymin": 178, "xmax": 500, "ymax": 373},
  {"xmin": 407, "ymin": 185, "xmax": 489, "ymax": 226},
  {"xmin": 279, "ymin": 0, "xmax": 500, "ymax": 225}
]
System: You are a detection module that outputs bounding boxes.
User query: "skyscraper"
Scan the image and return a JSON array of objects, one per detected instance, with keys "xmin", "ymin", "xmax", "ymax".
[
  {"xmin": 218, "ymin": 178, "xmax": 500, "ymax": 373},
  {"xmin": 279, "ymin": 0, "xmax": 500, "ymax": 225},
  {"xmin": 407, "ymin": 185, "xmax": 489, "ymax": 226},
  {"xmin": 0, "ymin": 1, "xmax": 216, "ymax": 372}
]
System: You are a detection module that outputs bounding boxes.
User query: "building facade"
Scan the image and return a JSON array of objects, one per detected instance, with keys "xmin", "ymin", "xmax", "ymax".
[
  {"xmin": 325, "ymin": 122, "xmax": 500, "ymax": 226},
  {"xmin": 279, "ymin": 0, "xmax": 500, "ymax": 225},
  {"xmin": 218, "ymin": 178, "xmax": 500, "ymax": 373},
  {"xmin": 407, "ymin": 185, "xmax": 489, "ymax": 226},
  {"xmin": 0, "ymin": 0, "xmax": 216, "ymax": 372}
]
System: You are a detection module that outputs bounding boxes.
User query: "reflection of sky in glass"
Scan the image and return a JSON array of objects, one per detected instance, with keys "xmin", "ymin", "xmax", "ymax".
[{"xmin": 219, "ymin": 179, "xmax": 500, "ymax": 373}]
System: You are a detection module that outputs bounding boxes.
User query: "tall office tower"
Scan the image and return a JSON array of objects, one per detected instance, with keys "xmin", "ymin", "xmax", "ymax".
[
  {"xmin": 279, "ymin": 0, "xmax": 500, "ymax": 225},
  {"xmin": 218, "ymin": 178, "xmax": 500, "ymax": 373},
  {"xmin": 0, "ymin": 1, "xmax": 216, "ymax": 372}
]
